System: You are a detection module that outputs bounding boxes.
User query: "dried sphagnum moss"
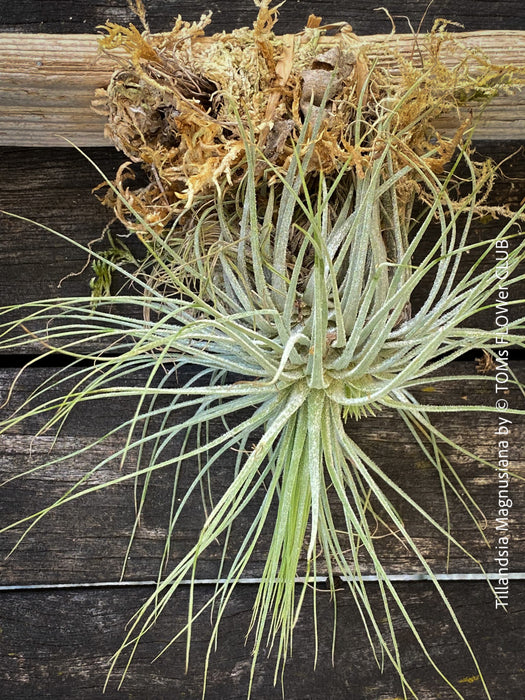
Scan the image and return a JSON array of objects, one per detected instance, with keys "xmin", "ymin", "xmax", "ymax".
[{"xmin": 93, "ymin": 0, "xmax": 521, "ymax": 243}]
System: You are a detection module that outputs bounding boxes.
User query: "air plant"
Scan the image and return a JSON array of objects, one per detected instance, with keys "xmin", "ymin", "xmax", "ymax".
[{"xmin": 1, "ymin": 1, "xmax": 525, "ymax": 698}]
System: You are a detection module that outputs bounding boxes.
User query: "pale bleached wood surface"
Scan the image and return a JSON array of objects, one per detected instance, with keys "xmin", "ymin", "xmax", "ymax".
[{"xmin": 0, "ymin": 30, "xmax": 524, "ymax": 146}]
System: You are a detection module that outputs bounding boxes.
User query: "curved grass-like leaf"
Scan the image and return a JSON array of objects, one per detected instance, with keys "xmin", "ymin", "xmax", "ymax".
[{"xmin": 1, "ymin": 84, "xmax": 525, "ymax": 700}]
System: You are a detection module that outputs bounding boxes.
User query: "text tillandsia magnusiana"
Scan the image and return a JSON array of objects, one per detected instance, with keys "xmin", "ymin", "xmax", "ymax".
[{"xmin": 493, "ymin": 238, "xmax": 512, "ymax": 610}]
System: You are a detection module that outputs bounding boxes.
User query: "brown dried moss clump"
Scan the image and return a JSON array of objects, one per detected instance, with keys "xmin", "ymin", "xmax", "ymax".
[{"xmin": 93, "ymin": 0, "xmax": 521, "ymax": 242}]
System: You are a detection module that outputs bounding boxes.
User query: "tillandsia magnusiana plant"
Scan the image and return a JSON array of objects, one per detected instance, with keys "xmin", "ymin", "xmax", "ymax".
[{"xmin": 1, "ymin": 1, "xmax": 525, "ymax": 697}]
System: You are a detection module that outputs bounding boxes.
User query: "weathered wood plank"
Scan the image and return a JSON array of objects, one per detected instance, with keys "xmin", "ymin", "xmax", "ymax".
[
  {"xmin": 1, "ymin": 30, "xmax": 525, "ymax": 146},
  {"xmin": 0, "ymin": 147, "xmax": 124, "ymax": 303},
  {"xmin": 0, "ymin": 582, "xmax": 523, "ymax": 698},
  {"xmin": 0, "ymin": 35, "xmax": 115, "ymax": 147},
  {"xmin": 1, "ymin": 362, "xmax": 523, "ymax": 585},
  {"xmin": 0, "ymin": 0, "xmax": 524, "ymax": 35}
]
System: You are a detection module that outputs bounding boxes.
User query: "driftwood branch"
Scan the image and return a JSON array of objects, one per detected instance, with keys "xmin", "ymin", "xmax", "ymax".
[{"xmin": 0, "ymin": 30, "xmax": 524, "ymax": 147}]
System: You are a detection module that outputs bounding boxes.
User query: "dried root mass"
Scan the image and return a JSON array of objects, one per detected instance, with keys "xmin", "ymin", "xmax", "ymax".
[{"xmin": 93, "ymin": 1, "xmax": 522, "ymax": 240}]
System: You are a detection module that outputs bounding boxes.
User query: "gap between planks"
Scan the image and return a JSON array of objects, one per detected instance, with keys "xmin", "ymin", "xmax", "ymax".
[{"xmin": 2, "ymin": 573, "xmax": 525, "ymax": 592}]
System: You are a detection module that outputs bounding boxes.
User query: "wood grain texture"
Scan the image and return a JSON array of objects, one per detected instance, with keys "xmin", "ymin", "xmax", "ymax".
[
  {"xmin": 0, "ymin": 147, "xmax": 124, "ymax": 303},
  {"xmin": 0, "ymin": 582, "xmax": 524, "ymax": 699},
  {"xmin": 0, "ymin": 0, "xmax": 524, "ymax": 35},
  {"xmin": 1, "ymin": 362, "xmax": 523, "ymax": 585},
  {"xmin": 0, "ymin": 35, "xmax": 116, "ymax": 147},
  {"xmin": 1, "ymin": 30, "xmax": 525, "ymax": 146}
]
